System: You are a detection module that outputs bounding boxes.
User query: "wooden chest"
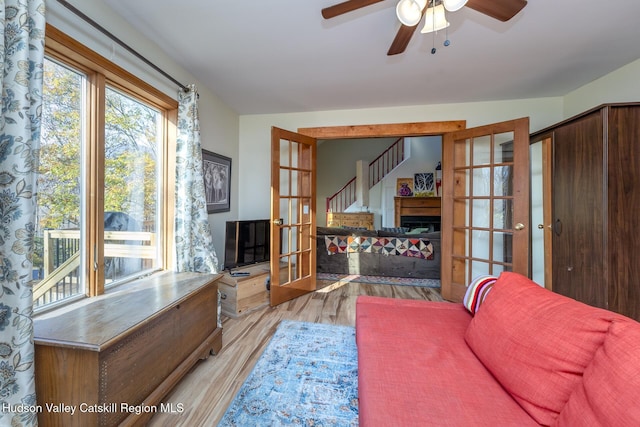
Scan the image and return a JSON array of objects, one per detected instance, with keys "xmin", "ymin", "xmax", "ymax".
[
  {"xmin": 34, "ymin": 272, "xmax": 223, "ymax": 426},
  {"xmin": 219, "ymin": 262, "xmax": 270, "ymax": 317}
]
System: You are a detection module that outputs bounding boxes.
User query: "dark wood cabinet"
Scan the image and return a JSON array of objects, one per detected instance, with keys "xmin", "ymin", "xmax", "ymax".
[
  {"xmin": 532, "ymin": 103, "xmax": 640, "ymax": 320},
  {"xmin": 552, "ymin": 111, "xmax": 606, "ymax": 309}
]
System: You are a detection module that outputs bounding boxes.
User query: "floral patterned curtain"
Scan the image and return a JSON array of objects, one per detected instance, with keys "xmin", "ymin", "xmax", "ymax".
[
  {"xmin": 174, "ymin": 85, "xmax": 219, "ymax": 273},
  {"xmin": 0, "ymin": 1, "xmax": 46, "ymax": 426}
]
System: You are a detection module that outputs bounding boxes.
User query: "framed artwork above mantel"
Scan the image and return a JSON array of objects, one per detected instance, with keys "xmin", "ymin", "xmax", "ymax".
[
  {"xmin": 396, "ymin": 178, "xmax": 414, "ymax": 196},
  {"xmin": 202, "ymin": 149, "xmax": 231, "ymax": 213}
]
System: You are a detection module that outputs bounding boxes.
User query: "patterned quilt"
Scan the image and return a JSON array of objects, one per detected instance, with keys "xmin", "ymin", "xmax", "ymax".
[{"xmin": 324, "ymin": 235, "xmax": 434, "ymax": 260}]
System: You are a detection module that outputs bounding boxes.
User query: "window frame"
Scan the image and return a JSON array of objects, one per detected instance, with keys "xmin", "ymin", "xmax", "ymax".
[{"xmin": 43, "ymin": 24, "xmax": 177, "ymax": 300}]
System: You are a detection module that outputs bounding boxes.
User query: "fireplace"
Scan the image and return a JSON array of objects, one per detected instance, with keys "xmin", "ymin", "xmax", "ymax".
[
  {"xmin": 394, "ymin": 197, "xmax": 441, "ymax": 229},
  {"xmin": 400, "ymin": 215, "xmax": 441, "ymax": 232}
]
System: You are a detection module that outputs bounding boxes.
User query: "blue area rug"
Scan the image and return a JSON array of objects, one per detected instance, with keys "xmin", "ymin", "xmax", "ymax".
[
  {"xmin": 317, "ymin": 272, "xmax": 440, "ymax": 288},
  {"xmin": 218, "ymin": 320, "xmax": 358, "ymax": 426}
]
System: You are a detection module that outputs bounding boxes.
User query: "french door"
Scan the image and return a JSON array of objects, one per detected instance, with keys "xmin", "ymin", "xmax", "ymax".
[
  {"xmin": 441, "ymin": 118, "xmax": 530, "ymax": 302},
  {"xmin": 270, "ymin": 127, "xmax": 317, "ymax": 306}
]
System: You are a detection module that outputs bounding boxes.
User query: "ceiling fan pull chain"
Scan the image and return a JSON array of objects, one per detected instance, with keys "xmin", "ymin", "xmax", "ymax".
[
  {"xmin": 444, "ymin": 0, "xmax": 451, "ymax": 47},
  {"xmin": 431, "ymin": 0, "xmax": 437, "ymax": 54},
  {"xmin": 444, "ymin": 22, "xmax": 451, "ymax": 46}
]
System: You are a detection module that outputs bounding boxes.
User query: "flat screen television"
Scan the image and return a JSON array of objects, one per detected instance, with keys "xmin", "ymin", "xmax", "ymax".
[{"xmin": 224, "ymin": 219, "xmax": 271, "ymax": 270}]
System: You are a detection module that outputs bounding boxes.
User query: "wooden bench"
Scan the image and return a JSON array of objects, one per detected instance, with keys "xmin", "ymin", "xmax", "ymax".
[{"xmin": 34, "ymin": 271, "xmax": 223, "ymax": 426}]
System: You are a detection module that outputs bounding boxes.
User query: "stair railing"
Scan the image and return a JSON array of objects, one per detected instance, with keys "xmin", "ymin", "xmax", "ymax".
[
  {"xmin": 326, "ymin": 137, "xmax": 404, "ymax": 212},
  {"xmin": 326, "ymin": 176, "xmax": 356, "ymax": 213},
  {"xmin": 369, "ymin": 137, "xmax": 404, "ymax": 188}
]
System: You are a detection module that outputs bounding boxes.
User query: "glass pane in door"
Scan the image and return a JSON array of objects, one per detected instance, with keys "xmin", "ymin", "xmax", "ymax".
[
  {"xmin": 441, "ymin": 117, "xmax": 529, "ymax": 301},
  {"xmin": 444, "ymin": 120, "xmax": 528, "ymax": 301},
  {"xmin": 530, "ymin": 140, "xmax": 546, "ymax": 287},
  {"xmin": 273, "ymin": 133, "xmax": 314, "ymax": 289}
]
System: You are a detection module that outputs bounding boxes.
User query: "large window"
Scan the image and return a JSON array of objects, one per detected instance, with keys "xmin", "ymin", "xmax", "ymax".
[
  {"xmin": 32, "ymin": 25, "xmax": 177, "ymax": 311},
  {"xmin": 34, "ymin": 58, "xmax": 85, "ymax": 308},
  {"xmin": 103, "ymin": 87, "xmax": 161, "ymax": 284}
]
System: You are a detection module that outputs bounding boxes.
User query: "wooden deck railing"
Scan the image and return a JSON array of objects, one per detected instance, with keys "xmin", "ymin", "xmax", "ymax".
[{"xmin": 34, "ymin": 229, "xmax": 156, "ymax": 307}]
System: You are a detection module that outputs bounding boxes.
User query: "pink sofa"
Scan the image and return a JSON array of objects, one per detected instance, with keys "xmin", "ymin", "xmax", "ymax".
[{"xmin": 356, "ymin": 272, "xmax": 640, "ymax": 426}]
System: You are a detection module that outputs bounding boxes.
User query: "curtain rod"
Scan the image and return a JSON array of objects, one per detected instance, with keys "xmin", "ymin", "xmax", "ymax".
[{"xmin": 56, "ymin": 0, "xmax": 190, "ymax": 93}]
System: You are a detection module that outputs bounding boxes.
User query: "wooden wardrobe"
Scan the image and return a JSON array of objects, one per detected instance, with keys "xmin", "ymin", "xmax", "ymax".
[{"xmin": 531, "ymin": 103, "xmax": 640, "ymax": 321}]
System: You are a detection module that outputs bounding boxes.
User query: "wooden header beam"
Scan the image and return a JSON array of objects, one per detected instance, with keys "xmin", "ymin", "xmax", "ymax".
[{"xmin": 298, "ymin": 121, "xmax": 466, "ymax": 139}]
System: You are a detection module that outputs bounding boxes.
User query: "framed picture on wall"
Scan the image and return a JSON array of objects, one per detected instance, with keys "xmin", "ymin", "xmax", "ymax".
[
  {"xmin": 396, "ymin": 178, "xmax": 414, "ymax": 196},
  {"xmin": 202, "ymin": 149, "xmax": 231, "ymax": 213},
  {"xmin": 414, "ymin": 172, "xmax": 435, "ymax": 197}
]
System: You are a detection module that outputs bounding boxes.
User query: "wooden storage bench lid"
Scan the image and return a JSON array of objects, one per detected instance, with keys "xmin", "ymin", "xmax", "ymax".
[{"xmin": 34, "ymin": 271, "xmax": 221, "ymax": 351}]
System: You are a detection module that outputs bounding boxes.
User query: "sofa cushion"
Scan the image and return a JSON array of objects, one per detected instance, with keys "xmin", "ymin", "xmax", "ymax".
[
  {"xmin": 380, "ymin": 226, "xmax": 410, "ymax": 233},
  {"xmin": 405, "ymin": 227, "xmax": 432, "ymax": 234},
  {"xmin": 357, "ymin": 296, "xmax": 538, "ymax": 427},
  {"xmin": 376, "ymin": 229, "xmax": 410, "ymax": 237},
  {"xmin": 465, "ymin": 272, "xmax": 628, "ymax": 426},
  {"xmin": 344, "ymin": 227, "xmax": 379, "ymax": 237},
  {"xmin": 554, "ymin": 320, "xmax": 640, "ymax": 426},
  {"xmin": 463, "ymin": 275, "xmax": 497, "ymax": 315},
  {"xmin": 316, "ymin": 226, "xmax": 351, "ymax": 236}
]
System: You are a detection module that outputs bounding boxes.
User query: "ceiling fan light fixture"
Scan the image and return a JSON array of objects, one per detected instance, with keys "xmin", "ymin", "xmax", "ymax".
[
  {"xmin": 442, "ymin": 0, "xmax": 468, "ymax": 12},
  {"xmin": 396, "ymin": 0, "xmax": 428, "ymax": 27},
  {"xmin": 421, "ymin": 4, "xmax": 450, "ymax": 33}
]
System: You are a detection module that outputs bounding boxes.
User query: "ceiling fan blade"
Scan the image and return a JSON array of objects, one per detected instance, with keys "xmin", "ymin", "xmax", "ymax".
[
  {"xmin": 322, "ymin": 0, "xmax": 384, "ymax": 19},
  {"xmin": 387, "ymin": 23, "xmax": 419, "ymax": 56},
  {"xmin": 466, "ymin": 0, "xmax": 527, "ymax": 22}
]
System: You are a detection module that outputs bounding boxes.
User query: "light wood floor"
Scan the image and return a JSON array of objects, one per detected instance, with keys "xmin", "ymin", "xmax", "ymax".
[{"xmin": 147, "ymin": 280, "xmax": 444, "ymax": 426}]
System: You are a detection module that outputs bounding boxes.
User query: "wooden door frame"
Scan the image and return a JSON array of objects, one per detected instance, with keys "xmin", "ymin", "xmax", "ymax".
[
  {"xmin": 269, "ymin": 121, "xmax": 466, "ymax": 306},
  {"xmin": 300, "ymin": 121, "xmax": 466, "ymax": 234},
  {"xmin": 529, "ymin": 134, "xmax": 553, "ymax": 290},
  {"xmin": 298, "ymin": 121, "xmax": 466, "ymax": 140},
  {"xmin": 299, "ymin": 120, "xmax": 466, "ymax": 290}
]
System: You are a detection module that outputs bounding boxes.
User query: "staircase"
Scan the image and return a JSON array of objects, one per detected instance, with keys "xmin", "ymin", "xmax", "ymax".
[{"xmin": 326, "ymin": 137, "xmax": 405, "ymax": 212}]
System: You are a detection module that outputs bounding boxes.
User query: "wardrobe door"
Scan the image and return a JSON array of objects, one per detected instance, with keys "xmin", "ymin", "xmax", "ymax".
[
  {"xmin": 552, "ymin": 111, "xmax": 606, "ymax": 309},
  {"xmin": 607, "ymin": 106, "xmax": 640, "ymax": 320}
]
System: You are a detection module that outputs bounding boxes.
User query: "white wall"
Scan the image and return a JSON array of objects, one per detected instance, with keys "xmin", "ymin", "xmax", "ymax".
[
  {"xmin": 563, "ymin": 58, "xmax": 640, "ymax": 118},
  {"xmin": 46, "ymin": 0, "xmax": 240, "ymax": 268},
  {"xmin": 316, "ymin": 137, "xmax": 396, "ymax": 226}
]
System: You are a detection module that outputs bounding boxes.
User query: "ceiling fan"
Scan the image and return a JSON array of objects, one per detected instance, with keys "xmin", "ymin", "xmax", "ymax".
[{"xmin": 322, "ymin": 0, "xmax": 527, "ymax": 55}]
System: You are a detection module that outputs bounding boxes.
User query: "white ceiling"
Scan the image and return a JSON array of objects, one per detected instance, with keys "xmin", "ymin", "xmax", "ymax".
[{"xmin": 102, "ymin": 0, "xmax": 640, "ymax": 115}]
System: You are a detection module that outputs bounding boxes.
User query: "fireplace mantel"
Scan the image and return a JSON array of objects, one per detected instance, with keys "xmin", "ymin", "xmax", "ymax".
[{"xmin": 394, "ymin": 197, "xmax": 441, "ymax": 227}]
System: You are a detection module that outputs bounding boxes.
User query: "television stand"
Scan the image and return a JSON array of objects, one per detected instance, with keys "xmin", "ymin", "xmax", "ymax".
[{"xmin": 219, "ymin": 262, "xmax": 270, "ymax": 317}]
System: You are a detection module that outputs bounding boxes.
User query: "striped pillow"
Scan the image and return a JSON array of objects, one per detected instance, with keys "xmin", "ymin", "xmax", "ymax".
[{"xmin": 463, "ymin": 275, "xmax": 497, "ymax": 315}]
